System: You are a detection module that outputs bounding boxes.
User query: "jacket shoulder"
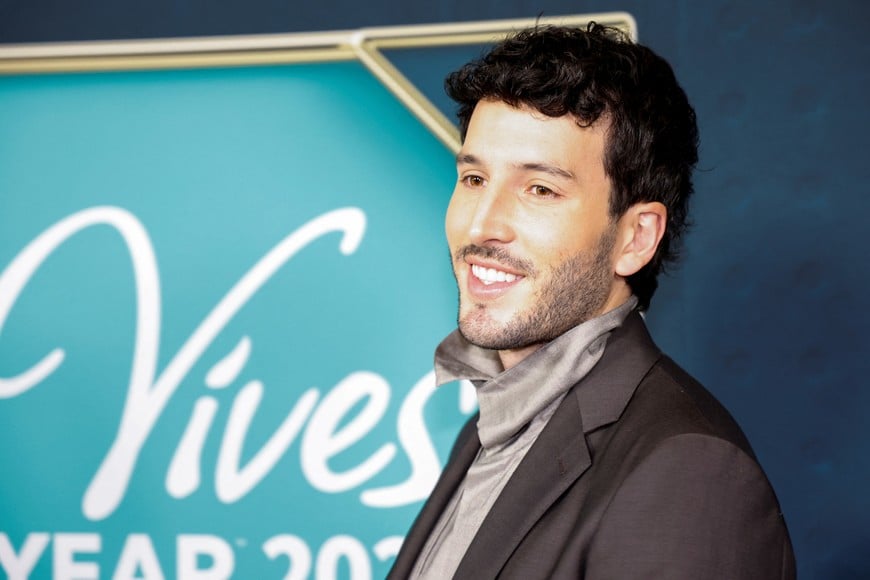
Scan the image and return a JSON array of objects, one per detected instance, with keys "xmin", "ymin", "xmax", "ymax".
[
  {"xmin": 578, "ymin": 357, "xmax": 795, "ymax": 578},
  {"xmin": 620, "ymin": 354, "xmax": 755, "ymax": 457}
]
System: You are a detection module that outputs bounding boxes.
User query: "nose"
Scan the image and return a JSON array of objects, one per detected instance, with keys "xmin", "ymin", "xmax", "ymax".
[{"xmin": 468, "ymin": 185, "xmax": 515, "ymax": 246}]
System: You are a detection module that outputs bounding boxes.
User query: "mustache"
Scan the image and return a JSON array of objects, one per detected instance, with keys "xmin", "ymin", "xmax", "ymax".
[{"xmin": 454, "ymin": 244, "xmax": 537, "ymax": 277}]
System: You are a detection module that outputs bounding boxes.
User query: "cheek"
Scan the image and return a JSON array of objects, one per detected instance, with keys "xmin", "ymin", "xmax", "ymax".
[
  {"xmin": 519, "ymin": 217, "xmax": 576, "ymax": 258},
  {"xmin": 444, "ymin": 192, "xmax": 466, "ymax": 250},
  {"xmin": 525, "ymin": 231, "xmax": 600, "ymax": 277}
]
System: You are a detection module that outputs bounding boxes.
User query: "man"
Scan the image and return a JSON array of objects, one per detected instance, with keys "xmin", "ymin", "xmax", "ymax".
[{"xmin": 389, "ymin": 24, "xmax": 795, "ymax": 579}]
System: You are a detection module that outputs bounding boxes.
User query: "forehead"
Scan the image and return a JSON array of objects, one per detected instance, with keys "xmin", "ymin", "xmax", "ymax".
[{"xmin": 460, "ymin": 100, "xmax": 608, "ymax": 173}]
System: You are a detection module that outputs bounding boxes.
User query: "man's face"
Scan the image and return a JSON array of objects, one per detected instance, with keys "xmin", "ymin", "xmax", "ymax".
[{"xmin": 446, "ymin": 99, "xmax": 624, "ymax": 364}]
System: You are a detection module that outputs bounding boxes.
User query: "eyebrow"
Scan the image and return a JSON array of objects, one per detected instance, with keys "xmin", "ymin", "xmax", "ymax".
[
  {"xmin": 456, "ymin": 153, "xmax": 576, "ymax": 181},
  {"xmin": 520, "ymin": 162, "xmax": 576, "ymax": 181},
  {"xmin": 455, "ymin": 153, "xmax": 479, "ymax": 166}
]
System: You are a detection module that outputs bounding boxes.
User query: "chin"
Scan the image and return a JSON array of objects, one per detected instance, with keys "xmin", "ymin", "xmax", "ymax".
[
  {"xmin": 457, "ymin": 312, "xmax": 523, "ymax": 351},
  {"xmin": 458, "ymin": 326, "xmax": 504, "ymax": 350},
  {"xmin": 457, "ymin": 310, "xmax": 498, "ymax": 348}
]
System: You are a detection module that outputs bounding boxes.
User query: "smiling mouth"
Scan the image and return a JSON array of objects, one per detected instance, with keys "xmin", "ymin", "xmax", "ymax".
[{"xmin": 471, "ymin": 264, "xmax": 520, "ymax": 285}]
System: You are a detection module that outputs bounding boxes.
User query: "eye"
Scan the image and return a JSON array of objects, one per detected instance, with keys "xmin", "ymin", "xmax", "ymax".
[
  {"xmin": 461, "ymin": 175, "xmax": 486, "ymax": 188},
  {"xmin": 529, "ymin": 184, "xmax": 557, "ymax": 197}
]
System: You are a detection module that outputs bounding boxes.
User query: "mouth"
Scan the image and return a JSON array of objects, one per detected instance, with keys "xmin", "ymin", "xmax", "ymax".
[
  {"xmin": 463, "ymin": 258, "xmax": 526, "ymax": 300},
  {"xmin": 471, "ymin": 264, "xmax": 520, "ymax": 285},
  {"xmin": 454, "ymin": 245, "xmax": 531, "ymax": 299}
]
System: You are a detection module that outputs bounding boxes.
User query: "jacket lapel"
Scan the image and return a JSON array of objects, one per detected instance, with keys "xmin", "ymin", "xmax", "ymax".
[
  {"xmin": 387, "ymin": 417, "xmax": 481, "ymax": 579},
  {"xmin": 453, "ymin": 389, "xmax": 591, "ymax": 579},
  {"xmin": 453, "ymin": 312, "xmax": 661, "ymax": 579}
]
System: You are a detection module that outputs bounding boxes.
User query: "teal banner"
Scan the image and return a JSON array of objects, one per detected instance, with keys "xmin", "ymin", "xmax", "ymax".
[{"xmin": 0, "ymin": 61, "xmax": 473, "ymax": 578}]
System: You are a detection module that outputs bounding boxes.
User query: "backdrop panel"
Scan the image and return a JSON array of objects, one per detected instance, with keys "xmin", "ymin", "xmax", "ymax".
[{"xmin": 0, "ymin": 59, "xmax": 469, "ymax": 578}]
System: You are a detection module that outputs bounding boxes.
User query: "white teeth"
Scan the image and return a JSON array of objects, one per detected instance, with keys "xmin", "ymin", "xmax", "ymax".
[{"xmin": 471, "ymin": 264, "xmax": 519, "ymax": 285}]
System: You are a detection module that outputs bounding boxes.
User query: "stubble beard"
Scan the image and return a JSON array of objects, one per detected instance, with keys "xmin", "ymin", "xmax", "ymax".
[{"xmin": 455, "ymin": 226, "xmax": 617, "ymax": 351}]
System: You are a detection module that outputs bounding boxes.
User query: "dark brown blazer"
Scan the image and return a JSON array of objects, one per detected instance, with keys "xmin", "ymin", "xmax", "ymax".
[{"xmin": 389, "ymin": 312, "xmax": 795, "ymax": 579}]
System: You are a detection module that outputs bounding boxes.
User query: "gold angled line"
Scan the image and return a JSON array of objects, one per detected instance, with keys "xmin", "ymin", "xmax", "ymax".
[
  {"xmin": 350, "ymin": 33, "xmax": 461, "ymax": 152},
  {"xmin": 359, "ymin": 12, "xmax": 636, "ymax": 48},
  {"xmin": 0, "ymin": 13, "xmax": 636, "ymax": 152},
  {"xmin": 350, "ymin": 13, "xmax": 636, "ymax": 152},
  {"xmin": 0, "ymin": 49, "xmax": 356, "ymax": 74},
  {"xmin": 0, "ymin": 31, "xmax": 357, "ymax": 74}
]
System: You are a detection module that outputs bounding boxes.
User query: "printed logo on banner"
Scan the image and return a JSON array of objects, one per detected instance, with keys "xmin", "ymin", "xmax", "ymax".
[{"xmin": 0, "ymin": 61, "xmax": 474, "ymax": 578}]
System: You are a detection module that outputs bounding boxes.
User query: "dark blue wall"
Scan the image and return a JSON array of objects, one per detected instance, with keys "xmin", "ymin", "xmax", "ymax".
[{"xmin": 3, "ymin": 1, "xmax": 868, "ymax": 577}]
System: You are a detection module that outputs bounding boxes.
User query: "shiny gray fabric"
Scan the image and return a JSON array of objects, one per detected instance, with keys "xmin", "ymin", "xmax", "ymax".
[{"xmin": 411, "ymin": 297, "xmax": 637, "ymax": 579}]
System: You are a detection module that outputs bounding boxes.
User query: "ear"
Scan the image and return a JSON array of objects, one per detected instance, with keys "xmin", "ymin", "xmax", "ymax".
[{"xmin": 613, "ymin": 202, "xmax": 667, "ymax": 278}]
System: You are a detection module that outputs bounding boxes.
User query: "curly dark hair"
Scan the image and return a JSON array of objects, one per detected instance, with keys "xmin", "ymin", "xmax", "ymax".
[{"xmin": 445, "ymin": 23, "xmax": 699, "ymax": 310}]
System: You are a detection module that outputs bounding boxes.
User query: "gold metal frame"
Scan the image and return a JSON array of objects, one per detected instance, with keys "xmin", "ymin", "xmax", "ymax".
[{"xmin": 0, "ymin": 13, "xmax": 636, "ymax": 152}]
